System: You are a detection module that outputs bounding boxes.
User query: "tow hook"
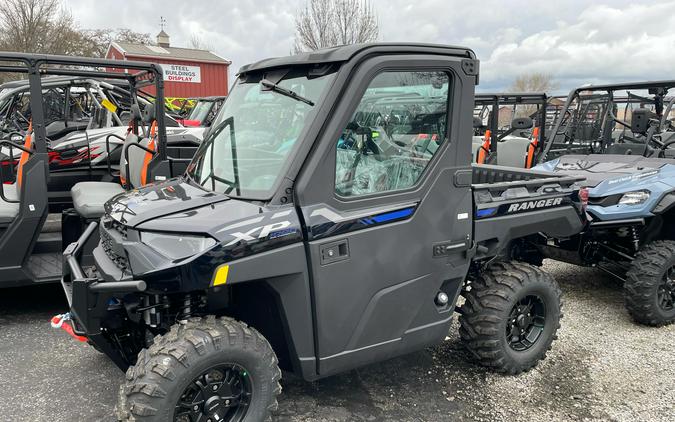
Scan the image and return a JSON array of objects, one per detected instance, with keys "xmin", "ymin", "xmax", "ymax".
[{"xmin": 50, "ymin": 313, "xmax": 87, "ymax": 342}]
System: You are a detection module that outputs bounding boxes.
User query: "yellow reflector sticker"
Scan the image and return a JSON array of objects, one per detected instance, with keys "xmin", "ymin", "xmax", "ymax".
[
  {"xmin": 212, "ymin": 265, "xmax": 230, "ymax": 286},
  {"xmin": 101, "ymin": 99, "xmax": 118, "ymax": 113}
]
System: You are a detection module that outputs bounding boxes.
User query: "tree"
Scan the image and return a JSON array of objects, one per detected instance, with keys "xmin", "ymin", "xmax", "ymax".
[
  {"xmin": 505, "ymin": 73, "xmax": 559, "ymax": 123},
  {"xmin": 0, "ymin": 0, "xmax": 152, "ymax": 59},
  {"xmin": 79, "ymin": 28, "xmax": 153, "ymax": 57},
  {"xmin": 293, "ymin": 0, "xmax": 378, "ymax": 53},
  {"xmin": 509, "ymin": 73, "xmax": 558, "ymax": 93},
  {"xmin": 0, "ymin": 0, "xmax": 83, "ymax": 55},
  {"xmin": 189, "ymin": 33, "xmax": 213, "ymax": 51}
]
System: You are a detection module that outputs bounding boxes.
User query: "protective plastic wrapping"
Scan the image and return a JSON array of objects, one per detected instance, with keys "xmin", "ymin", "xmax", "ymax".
[{"xmin": 335, "ymin": 149, "xmax": 427, "ymax": 196}]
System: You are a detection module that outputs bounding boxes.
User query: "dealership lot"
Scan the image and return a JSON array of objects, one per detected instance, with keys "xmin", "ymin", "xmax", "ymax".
[{"xmin": 1, "ymin": 261, "xmax": 673, "ymax": 422}]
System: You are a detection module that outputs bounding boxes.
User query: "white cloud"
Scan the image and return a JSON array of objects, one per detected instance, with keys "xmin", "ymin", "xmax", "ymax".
[
  {"xmin": 480, "ymin": 2, "xmax": 675, "ymax": 92},
  {"xmin": 62, "ymin": 0, "xmax": 674, "ymax": 92}
]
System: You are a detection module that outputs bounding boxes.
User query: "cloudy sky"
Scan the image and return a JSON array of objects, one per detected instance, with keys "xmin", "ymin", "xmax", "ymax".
[{"xmin": 63, "ymin": 0, "xmax": 675, "ymax": 93}]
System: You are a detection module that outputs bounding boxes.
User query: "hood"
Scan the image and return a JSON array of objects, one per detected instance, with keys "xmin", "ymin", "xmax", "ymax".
[
  {"xmin": 136, "ymin": 193, "xmax": 266, "ymax": 240},
  {"xmin": 105, "ymin": 178, "xmax": 229, "ymax": 227},
  {"xmin": 535, "ymin": 154, "xmax": 675, "ymax": 188}
]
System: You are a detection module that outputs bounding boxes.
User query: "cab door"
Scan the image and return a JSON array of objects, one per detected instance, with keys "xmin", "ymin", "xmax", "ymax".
[{"xmin": 295, "ymin": 55, "xmax": 476, "ymax": 376}]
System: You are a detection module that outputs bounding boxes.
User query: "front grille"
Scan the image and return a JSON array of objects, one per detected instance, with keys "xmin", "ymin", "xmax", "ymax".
[{"xmin": 100, "ymin": 215, "xmax": 129, "ymax": 272}]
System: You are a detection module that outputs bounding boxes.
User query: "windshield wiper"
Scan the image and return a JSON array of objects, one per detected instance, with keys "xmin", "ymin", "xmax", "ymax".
[{"xmin": 261, "ymin": 79, "xmax": 315, "ymax": 106}]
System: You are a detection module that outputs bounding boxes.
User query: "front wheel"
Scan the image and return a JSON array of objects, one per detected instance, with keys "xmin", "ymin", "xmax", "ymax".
[
  {"xmin": 459, "ymin": 261, "xmax": 562, "ymax": 374},
  {"xmin": 116, "ymin": 316, "xmax": 282, "ymax": 422},
  {"xmin": 625, "ymin": 240, "xmax": 675, "ymax": 326}
]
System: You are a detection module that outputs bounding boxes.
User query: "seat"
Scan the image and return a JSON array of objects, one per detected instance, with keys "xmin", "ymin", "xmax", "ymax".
[
  {"xmin": 71, "ymin": 182, "xmax": 124, "ymax": 218},
  {"xmin": 474, "ymin": 130, "xmax": 491, "ymax": 164},
  {"xmin": 0, "ymin": 184, "xmax": 19, "ymax": 223},
  {"xmin": 472, "ymin": 136, "xmax": 484, "ymax": 162},
  {"xmin": 70, "ymin": 104, "xmax": 158, "ymax": 219},
  {"xmin": 70, "ymin": 131, "xmax": 156, "ymax": 219},
  {"xmin": 0, "ymin": 122, "xmax": 34, "ymax": 224},
  {"xmin": 496, "ymin": 136, "xmax": 531, "ymax": 168},
  {"xmin": 525, "ymin": 127, "xmax": 540, "ymax": 168}
]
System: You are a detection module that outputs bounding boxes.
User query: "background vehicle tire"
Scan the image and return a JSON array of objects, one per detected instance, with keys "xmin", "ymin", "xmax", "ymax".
[
  {"xmin": 459, "ymin": 261, "xmax": 562, "ymax": 374},
  {"xmin": 625, "ymin": 240, "xmax": 675, "ymax": 327},
  {"xmin": 116, "ymin": 316, "xmax": 281, "ymax": 422}
]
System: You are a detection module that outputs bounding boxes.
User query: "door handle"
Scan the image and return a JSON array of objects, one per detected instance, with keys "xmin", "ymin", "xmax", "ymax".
[
  {"xmin": 433, "ymin": 240, "xmax": 467, "ymax": 257},
  {"xmin": 320, "ymin": 239, "xmax": 350, "ymax": 265},
  {"xmin": 445, "ymin": 243, "xmax": 465, "ymax": 251}
]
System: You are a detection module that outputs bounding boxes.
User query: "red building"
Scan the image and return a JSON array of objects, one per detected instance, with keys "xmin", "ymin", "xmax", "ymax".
[{"xmin": 105, "ymin": 31, "xmax": 231, "ymax": 99}]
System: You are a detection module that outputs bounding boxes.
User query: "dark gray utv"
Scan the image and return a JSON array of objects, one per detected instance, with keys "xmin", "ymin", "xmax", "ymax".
[{"xmin": 59, "ymin": 43, "xmax": 586, "ymax": 422}]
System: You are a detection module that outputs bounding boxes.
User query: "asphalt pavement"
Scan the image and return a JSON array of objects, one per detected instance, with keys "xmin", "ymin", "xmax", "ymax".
[{"xmin": 1, "ymin": 261, "xmax": 673, "ymax": 422}]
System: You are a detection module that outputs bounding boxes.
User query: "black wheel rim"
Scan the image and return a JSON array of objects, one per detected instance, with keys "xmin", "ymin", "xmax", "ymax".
[
  {"xmin": 658, "ymin": 267, "xmax": 675, "ymax": 312},
  {"xmin": 506, "ymin": 294, "xmax": 547, "ymax": 352},
  {"xmin": 174, "ymin": 364, "xmax": 252, "ymax": 422}
]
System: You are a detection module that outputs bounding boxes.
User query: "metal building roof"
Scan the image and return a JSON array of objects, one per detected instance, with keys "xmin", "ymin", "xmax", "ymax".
[{"xmin": 110, "ymin": 42, "xmax": 231, "ymax": 64}]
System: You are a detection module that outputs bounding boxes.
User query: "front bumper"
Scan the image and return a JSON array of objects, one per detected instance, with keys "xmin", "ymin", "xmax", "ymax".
[{"xmin": 61, "ymin": 221, "xmax": 147, "ymax": 370}]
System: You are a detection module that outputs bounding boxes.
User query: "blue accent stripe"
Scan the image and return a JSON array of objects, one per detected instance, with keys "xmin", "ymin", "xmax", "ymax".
[
  {"xmin": 371, "ymin": 207, "xmax": 415, "ymax": 223},
  {"xmin": 476, "ymin": 207, "xmax": 498, "ymax": 218}
]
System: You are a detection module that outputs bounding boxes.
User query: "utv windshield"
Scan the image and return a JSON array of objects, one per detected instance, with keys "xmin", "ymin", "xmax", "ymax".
[
  {"xmin": 187, "ymin": 100, "xmax": 214, "ymax": 123},
  {"xmin": 187, "ymin": 67, "xmax": 336, "ymax": 198}
]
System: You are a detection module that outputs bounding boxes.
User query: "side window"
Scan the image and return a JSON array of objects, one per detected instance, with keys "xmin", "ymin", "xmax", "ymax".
[{"xmin": 335, "ymin": 71, "xmax": 450, "ymax": 197}]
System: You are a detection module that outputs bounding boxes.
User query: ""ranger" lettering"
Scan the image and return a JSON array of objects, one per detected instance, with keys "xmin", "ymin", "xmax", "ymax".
[{"xmin": 507, "ymin": 197, "xmax": 563, "ymax": 213}]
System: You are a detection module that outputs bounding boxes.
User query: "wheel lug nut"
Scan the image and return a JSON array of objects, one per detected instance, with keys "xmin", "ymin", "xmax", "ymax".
[
  {"xmin": 225, "ymin": 399, "xmax": 230, "ymax": 405},
  {"xmin": 193, "ymin": 405, "xmax": 199, "ymax": 411},
  {"xmin": 212, "ymin": 385, "xmax": 218, "ymax": 391}
]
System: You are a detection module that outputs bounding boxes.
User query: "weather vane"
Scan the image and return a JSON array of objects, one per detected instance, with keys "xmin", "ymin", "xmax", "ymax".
[{"xmin": 160, "ymin": 16, "xmax": 166, "ymax": 31}]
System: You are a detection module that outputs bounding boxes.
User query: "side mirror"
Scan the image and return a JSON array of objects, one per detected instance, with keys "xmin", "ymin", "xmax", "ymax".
[{"xmin": 511, "ymin": 117, "xmax": 534, "ymax": 130}]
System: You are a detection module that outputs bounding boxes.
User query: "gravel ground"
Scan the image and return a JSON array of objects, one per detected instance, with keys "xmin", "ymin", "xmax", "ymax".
[{"xmin": 0, "ymin": 261, "xmax": 673, "ymax": 422}]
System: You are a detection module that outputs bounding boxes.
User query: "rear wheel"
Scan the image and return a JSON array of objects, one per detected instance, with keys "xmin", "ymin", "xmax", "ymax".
[
  {"xmin": 625, "ymin": 240, "xmax": 675, "ymax": 326},
  {"xmin": 459, "ymin": 261, "xmax": 562, "ymax": 374},
  {"xmin": 116, "ymin": 316, "xmax": 281, "ymax": 422}
]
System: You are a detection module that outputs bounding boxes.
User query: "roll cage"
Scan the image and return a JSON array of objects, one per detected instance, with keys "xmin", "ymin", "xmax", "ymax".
[
  {"xmin": 474, "ymin": 92, "xmax": 548, "ymax": 152},
  {"xmin": 0, "ymin": 77, "xmax": 128, "ymax": 139},
  {"xmin": 0, "ymin": 52, "xmax": 171, "ymax": 287},
  {"xmin": 538, "ymin": 80, "xmax": 675, "ymax": 163},
  {"xmin": 0, "ymin": 53, "xmax": 168, "ymax": 160}
]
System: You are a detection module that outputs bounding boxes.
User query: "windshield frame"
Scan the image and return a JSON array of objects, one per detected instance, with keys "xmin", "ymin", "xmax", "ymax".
[{"xmin": 187, "ymin": 65, "xmax": 340, "ymax": 201}]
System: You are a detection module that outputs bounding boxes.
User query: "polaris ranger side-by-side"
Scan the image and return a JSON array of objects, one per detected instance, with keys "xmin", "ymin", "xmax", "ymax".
[
  {"xmin": 533, "ymin": 80, "xmax": 675, "ymax": 326},
  {"xmin": 59, "ymin": 44, "xmax": 586, "ymax": 421}
]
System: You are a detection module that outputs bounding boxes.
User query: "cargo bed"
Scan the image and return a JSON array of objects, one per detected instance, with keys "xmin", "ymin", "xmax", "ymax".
[{"xmin": 471, "ymin": 164, "xmax": 585, "ymax": 258}]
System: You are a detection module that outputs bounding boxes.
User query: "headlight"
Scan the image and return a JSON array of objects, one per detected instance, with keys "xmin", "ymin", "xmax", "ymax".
[
  {"xmin": 140, "ymin": 232, "xmax": 216, "ymax": 260},
  {"xmin": 618, "ymin": 190, "xmax": 650, "ymax": 205}
]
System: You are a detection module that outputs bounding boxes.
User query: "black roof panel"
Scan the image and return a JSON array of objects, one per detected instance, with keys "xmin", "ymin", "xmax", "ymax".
[{"xmin": 238, "ymin": 42, "xmax": 475, "ymax": 75}]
